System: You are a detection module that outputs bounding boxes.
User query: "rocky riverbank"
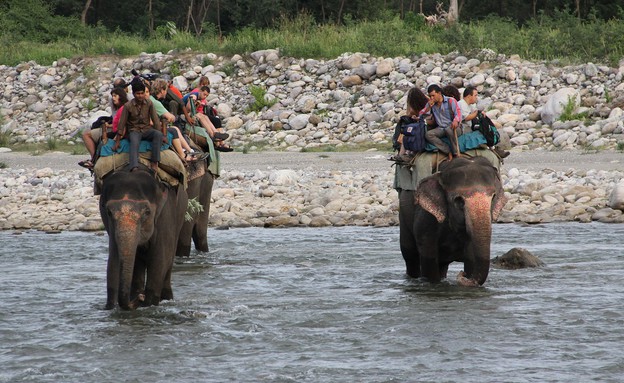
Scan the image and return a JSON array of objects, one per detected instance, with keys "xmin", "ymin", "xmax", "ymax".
[
  {"xmin": 1, "ymin": 150, "xmax": 624, "ymax": 232},
  {"xmin": 1, "ymin": 50, "xmax": 624, "ymax": 231}
]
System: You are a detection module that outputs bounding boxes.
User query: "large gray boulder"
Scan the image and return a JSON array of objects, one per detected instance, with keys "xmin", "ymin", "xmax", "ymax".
[{"xmin": 540, "ymin": 87, "xmax": 580, "ymax": 125}]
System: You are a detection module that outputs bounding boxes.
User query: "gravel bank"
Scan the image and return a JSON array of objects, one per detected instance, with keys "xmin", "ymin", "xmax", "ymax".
[
  {"xmin": 1, "ymin": 148, "xmax": 623, "ymax": 232},
  {"xmin": 1, "ymin": 148, "xmax": 622, "ymax": 173}
]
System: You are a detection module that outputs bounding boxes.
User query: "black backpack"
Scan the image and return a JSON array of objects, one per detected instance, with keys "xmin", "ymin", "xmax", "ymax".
[
  {"xmin": 473, "ymin": 112, "xmax": 500, "ymax": 147},
  {"xmin": 400, "ymin": 116, "xmax": 428, "ymax": 152}
]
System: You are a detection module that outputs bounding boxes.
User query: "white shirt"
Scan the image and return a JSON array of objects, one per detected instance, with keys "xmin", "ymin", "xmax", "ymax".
[{"xmin": 459, "ymin": 99, "xmax": 478, "ymax": 133}]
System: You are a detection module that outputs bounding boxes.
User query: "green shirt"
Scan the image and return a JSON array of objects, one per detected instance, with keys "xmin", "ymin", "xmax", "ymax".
[{"xmin": 150, "ymin": 96, "xmax": 168, "ymax": 117}]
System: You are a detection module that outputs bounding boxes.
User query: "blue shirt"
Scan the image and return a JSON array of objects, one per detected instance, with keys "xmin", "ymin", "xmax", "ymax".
[{"xmin": 419, "ymin": 96, "xmax": 462, "ymax": 128}]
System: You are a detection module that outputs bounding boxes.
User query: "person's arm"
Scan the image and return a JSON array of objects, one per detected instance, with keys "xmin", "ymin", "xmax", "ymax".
[
  {"xmin": 460, "ymin": 101, "xmax": 477, "ymax": 122},
  {"xmin": 181, "ymin": 104, "xmax": 195, "ymax": 125},
  {"xmin": 113, "ymin": 105, "xmax": 129, "ymax": 150},
  {"xmin": 450, "ymin": 98, "xmax": 462, "ymax": 129},
  {"xmin": 149, "ymin": 102, "xmax": 162, "ymax": 134}
]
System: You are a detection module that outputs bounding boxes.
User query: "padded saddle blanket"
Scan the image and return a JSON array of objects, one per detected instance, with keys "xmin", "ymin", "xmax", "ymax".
[{"xmin": 93, "ymin": 148, "xmax": 188, "ymax": 195}]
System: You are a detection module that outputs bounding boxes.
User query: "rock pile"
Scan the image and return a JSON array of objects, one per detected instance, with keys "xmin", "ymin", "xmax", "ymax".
[
  {"xmin": 1, "ymin": 49, "xmax": 624, "ymax": 232},
  {"xmin": 1, "ymin": 161, "xmax": 623, "ymax": 232},
  {"xmin": 2, "ymin": 49, "xmax": 624, "ymax": 151}
]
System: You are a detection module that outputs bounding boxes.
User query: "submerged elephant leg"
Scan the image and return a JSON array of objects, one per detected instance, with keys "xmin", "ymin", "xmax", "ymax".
[{"xmin": 399, "ymin": 190, "xmax": 420, "ymax": 277}]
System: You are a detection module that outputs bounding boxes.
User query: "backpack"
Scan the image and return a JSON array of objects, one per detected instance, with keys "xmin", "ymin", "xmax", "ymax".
[
  {"xmin": 473, "ymin": 112, "xmax": 500, "ymax": 147},
  {"xmin": 204, "ymin": 106, "xmax": 222, "ymax": 129},
  {"xmin": 400, "ymin": 116, "xmax": 428, "ymax": 152}
]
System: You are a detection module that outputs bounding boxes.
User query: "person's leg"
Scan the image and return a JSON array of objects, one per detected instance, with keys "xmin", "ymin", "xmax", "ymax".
[
  {"xmin": 195, "ymin": 114, "xmax": 216, "ymax": 137},
  {"xmin": 444, "ymin": 126, "xmax": 461, "ymax": 156},
  {"xmin": 128, "ymin": 131, "xmax": 142, "ymax": 170},
  {"xmin": 84, "ymin": 128, "xmax": 103, "ymax": 158},
  {"xmin": 425, "ymin": 127, "xmax": 450, "ymax": 154},
  {"xmin": 143, "ymin": 130, "xmax": 163, "ymax": 169},
  {"xmin": 170, "ymin": 126, "xmax": 193, "ymax": 153}
]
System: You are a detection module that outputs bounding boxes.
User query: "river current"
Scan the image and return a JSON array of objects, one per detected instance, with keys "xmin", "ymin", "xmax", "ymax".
[{"xmin": 1, "ymin": 223, "xmax": 623, "ymax": 383}]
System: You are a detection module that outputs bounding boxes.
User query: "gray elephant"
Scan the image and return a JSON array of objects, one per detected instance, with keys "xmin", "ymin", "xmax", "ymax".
[
  {"xmin": 399, "ymin": 156, "xmax": 507, "ymax": 286},
  {"xmin": 176, "ymin": 159, "xmax": 214, "ymax": 257},
  {"xmin": 100, "ymin": 166, "xmax": 188, "ymax": 309}
]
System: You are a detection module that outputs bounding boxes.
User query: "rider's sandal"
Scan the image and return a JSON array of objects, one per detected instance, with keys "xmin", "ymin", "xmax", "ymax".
[{"xmin": 78, "ymin": 159, "xmax": 94, "ymax": 169}]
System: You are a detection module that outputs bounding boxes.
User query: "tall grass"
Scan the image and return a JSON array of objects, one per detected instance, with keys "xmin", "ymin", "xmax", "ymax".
[{"xmin": 0, "ymin": 11, "xmax": 622, "ymax": 66}]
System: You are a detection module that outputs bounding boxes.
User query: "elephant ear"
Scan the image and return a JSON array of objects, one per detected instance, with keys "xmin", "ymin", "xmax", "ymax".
[
  {"xmin": 414, "ymin": 175, "xmax": 447, "ymax": 223},
  {"xmin": 491, "ymin": 172, "xmax": 508, "ymax": 221}
]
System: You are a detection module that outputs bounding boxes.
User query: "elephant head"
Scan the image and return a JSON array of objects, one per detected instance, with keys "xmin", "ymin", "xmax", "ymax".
[
  {"xmin": 100, "ymin": 169, "xmax": 167, "ymax": 309},
  {"xmin": 414, "ymin": 157, "xmax": 507, "ymax": 286}
]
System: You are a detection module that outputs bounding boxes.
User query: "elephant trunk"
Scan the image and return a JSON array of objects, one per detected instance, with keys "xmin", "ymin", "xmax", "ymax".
[
  {"xmin": 463, "ymin": 193, "xmax": 493, "ymax": 285},
  {"xmin": 115, "ymin": 225, "xmax": 140, "ymax": 310}
]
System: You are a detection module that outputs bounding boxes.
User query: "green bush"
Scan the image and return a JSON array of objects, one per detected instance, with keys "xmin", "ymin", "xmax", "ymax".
[
  {"xmin": 0, "ymin": 10, "xmax": 623, "ymax": 66},
  {"xmin": 246, "ymin": 85, "xmax": 277, "ymax": 113}
]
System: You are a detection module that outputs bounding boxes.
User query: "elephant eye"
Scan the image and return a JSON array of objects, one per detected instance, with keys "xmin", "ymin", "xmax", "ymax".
[
  {"xmin": 141, "ymin": 207, "xmax": 151, "ymax": 219},
  {"xmin": 453, "ymin": 196, "xmax": 465, "ymax": 210}
]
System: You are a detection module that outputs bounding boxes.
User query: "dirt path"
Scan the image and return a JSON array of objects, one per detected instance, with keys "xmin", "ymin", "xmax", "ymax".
[{"xmin": 0, "ymin": 149, "xmax": 622, "ymax": 173}]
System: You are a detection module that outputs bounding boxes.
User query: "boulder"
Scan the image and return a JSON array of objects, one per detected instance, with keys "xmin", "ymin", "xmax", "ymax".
[
  {"xmin": 492, "ymin": 248, "xmax": 545, "ymax": 269},
  {"xmin": 540, "ymin": 88, "xmax": 580, "ymax": 125}
]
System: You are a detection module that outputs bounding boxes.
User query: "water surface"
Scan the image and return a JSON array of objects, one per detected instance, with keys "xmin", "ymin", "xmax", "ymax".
[{"xmin": 1, "ymin": 223, "xmax": 622, "ymax": 382}]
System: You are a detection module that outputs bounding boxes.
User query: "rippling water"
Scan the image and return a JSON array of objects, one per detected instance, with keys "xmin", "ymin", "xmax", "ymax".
[{"xmin": 1, "ymin": 223, "xmax": 623, "ymax": 383}]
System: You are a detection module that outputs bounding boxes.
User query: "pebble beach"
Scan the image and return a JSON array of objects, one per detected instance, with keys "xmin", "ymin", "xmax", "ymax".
[
  {"xmin": 1, "ymin": 149, "xmax": 623, "ymax": 232},
  {"xmin": 1, "ymin": 49, "xmax": 624, "ymax": 231}
]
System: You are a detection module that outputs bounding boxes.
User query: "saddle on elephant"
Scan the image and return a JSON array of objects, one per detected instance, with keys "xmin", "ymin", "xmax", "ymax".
[
  {"xmin": 92, "ymin": 131, "xmax": 189, "ymax": 195},
  {"xmin": 393, "ymin": 148, "xmax": 501, "ymax": 192}
]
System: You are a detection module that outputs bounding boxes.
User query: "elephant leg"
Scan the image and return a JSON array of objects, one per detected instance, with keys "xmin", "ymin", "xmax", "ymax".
[
  {"xmin": 192, "ymin": 224, "xmax": 208, "ymax": 252},
  {"xmin": 105, "ymin": 238, "xmax": 119, "ymax": 310},
  {"xmin": 415, "ymin": 213, "xmax": 442, "ymax": 283},
  {"xmin": 399, "ymin": 190, "xmax": 420, "ymax": 278},
  {"xmin": 161, "ymin": 267, "xmax": 174, "ymax": 301},
  {"xmin": 439, "ymin": 262, "xmax": 450, "ymax": 279},
  {"xmin": 193, "ymin": 174, "xmax": 214, "ymax": 252}
]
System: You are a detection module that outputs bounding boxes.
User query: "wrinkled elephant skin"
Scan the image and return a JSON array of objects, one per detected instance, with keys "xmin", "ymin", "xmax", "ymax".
[
  {"xmin": 400, "ymin": 157, "xmax": 507, "ymax": 286},
  {"xmin": 177, "ymin": 161, "xmax": 214, "ymax": 257},
  {"xmin": 100, "ymin": 168, "xmax": 188, "ymax": 309}
]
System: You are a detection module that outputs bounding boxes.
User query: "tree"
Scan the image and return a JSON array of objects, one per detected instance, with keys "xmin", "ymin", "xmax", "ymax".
[
  {"xmin": 81, "ymin": 0, "xmax": 91, "ymax": 25},
  {"xmin": 185, "ymin": 0, "xmax": 213, "ymax": 36},
  {"xmin": 448, "ymin": 0, "xmax": 458, "ymax": 23}
]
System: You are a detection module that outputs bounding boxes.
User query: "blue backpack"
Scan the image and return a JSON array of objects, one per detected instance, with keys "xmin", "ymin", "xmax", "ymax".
[{"xmin": 400, "ymin": 116, "xmax": 428, "ymax": 152}]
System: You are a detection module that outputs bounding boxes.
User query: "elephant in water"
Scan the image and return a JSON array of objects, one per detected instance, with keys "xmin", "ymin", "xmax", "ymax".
[
  {"xmin": 400, "ymin": 156, "xmax": 507, "ymax": 286},
  {"xmin": 176, "ymin": 159, "xmax": 214, "ymax": 257},
  {"xmin": 100, "ymin": 166, "xmax": 188, "ymax": 309}
]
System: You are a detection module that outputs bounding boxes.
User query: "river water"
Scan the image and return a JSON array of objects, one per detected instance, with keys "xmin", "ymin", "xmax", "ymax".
[{"xmin": 1, "ymin": 223, "xmax": 623, "ymax": 383}]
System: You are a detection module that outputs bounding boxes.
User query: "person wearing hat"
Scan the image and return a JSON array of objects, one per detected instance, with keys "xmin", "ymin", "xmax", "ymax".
[{"xmin": 114, "ymin": 78, "xmax": 164, "ymax": 173}]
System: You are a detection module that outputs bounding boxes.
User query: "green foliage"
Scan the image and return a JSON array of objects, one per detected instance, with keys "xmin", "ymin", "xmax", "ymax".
[
  {"xmin": 46, "ymin": 136, "xmax": 58, "ymax": 151},
  {"xmin": 559, "ymin": 95, "xmax": 589, "ymax": 122},
  {"xmin": 246, "ymin": 85, "xmax": 276, "ymax": 113},
  {"xmin": 0, "ymin": 0, "xmax": 85, "ymax": 43},
  {"xmin": 185, "ymin": 197, "xmax": 204, "ymax": 222},
  {"xmin": 605, "ymin": 89, "xmax": 612, "ymax": 103},
  {"xmin": 219, "ymin": 62, "xmax": 236, "ymax": 77},
  {"xmin": 202, "ymin": 56, "xmax": 213, "ymax": 67},
  {"xmin": 155, "ymin": 21, "xmax": 178, "ymax": 39},
  {"xmin": 0, "ymin": 129, "xmax": 10, "ymax": 147},
  {"xmin": 83, "ymin": 98, "xmax": 97, "ymax": 111},
  {"xmin": 617, "ymin": 142, "xmax": 624, "ymax": 152},
  {"xmin": 169, "ymin": 62, "xmax": 181, "ymax": 77},
  {"xmin": 0, "ymin": 162, "xmax": 7, "ymax": 169},
  {"xmin": 0, "ymin": 8, "xmax": 623, "ymax": 66}
]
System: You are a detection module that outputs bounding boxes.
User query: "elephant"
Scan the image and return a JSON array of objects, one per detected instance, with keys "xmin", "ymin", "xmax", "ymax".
[
  {"xmin": 176, "ymin": 159, "xmax": 215, "ymax": 257},
  {"xmin": 399, "ymin": 156, "xmax": 507, "ymax": 286},
  {"xmin": 99, "ymin": 166, "xmax": 188, "ymax": 309}
]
